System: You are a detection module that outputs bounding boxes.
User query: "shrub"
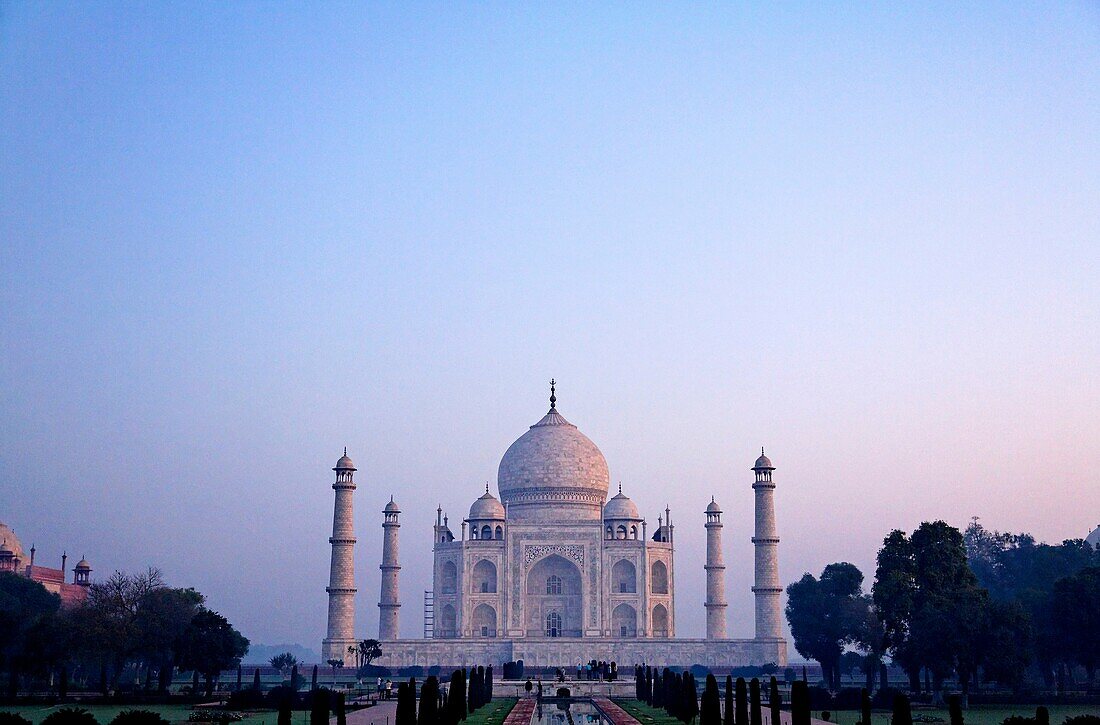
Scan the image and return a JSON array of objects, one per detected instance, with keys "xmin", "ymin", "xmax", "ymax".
[
  {"xmin": 42, "ymin": 709, "xmax": 99, "ymax": 725},
  {"xmin": 1002, "ymin": 717, "xmax": 1036, "ymax": 725},
  {"xmin": 830, "ymin": 689, "xmax": 863, "ymax": 711},
  {"xmin": 871, "ymin": 688, "xmax": 902, "ymax": 710},
  {"xmin": 0, "ymin": 713, "xmax": 33, "ymax": 725},
  {"xmin": 266, "ymin": 685, "xmax": 299, "ymax": 709},
  {"xmin": 227, "ymin": 690, "xmax": 266, "ymax": 709},
  {"xmin": 1062, "ymin": 718, "xmax": 1100, "ymax": 725},
  {"xmin": 186, "ymin": 713, "xmax": 243, "ymax": 723},
  {"xmin": 108, "ymin": 712, "xmax": 170, "ymax": 725}
]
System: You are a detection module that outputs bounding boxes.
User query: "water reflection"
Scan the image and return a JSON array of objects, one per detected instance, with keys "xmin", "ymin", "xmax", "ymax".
[{"xmin": 532, "ymin": 700, "xmax": 607, "ymax": 725}]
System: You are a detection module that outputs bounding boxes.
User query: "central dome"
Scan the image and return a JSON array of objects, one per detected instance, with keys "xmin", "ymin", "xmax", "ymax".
[{"xmin": 497, "ymin": 405, "xmax": 610, "ymax": 520}]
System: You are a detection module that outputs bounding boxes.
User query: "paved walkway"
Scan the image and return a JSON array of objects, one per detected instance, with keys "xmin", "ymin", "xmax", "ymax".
[
  {"xmin": 340, "ymin": 700, "xmax": 398, "ymax": 725},
  {"xmin": 504, "ymin": 697, "xmax": 538, "ymax": 725},
  {"xmin": 592, "ymin": 697, "xmax": 641, "ymax": 725}
]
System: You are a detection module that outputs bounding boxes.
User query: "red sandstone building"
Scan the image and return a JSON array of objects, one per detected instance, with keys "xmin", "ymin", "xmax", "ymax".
[{"xmin": 0, "ymin": 521, "xmax": 92, "ymax": 606}]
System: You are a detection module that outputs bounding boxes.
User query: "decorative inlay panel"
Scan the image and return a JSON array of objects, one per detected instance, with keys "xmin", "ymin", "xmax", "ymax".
[{"xmin": 523, "ymin": 544, "xmax": 584, "ymax": 569}]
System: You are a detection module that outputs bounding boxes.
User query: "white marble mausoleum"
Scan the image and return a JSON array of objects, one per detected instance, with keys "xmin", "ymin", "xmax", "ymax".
[{"xmin": 322, "ymin": 383, "xmax": 788, "ymax": 669}]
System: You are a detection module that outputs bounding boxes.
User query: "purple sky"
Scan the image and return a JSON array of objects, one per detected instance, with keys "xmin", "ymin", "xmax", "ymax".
[{"xmin": 2, "ymin": 3, "xmax": 1098, "ymax": 650}]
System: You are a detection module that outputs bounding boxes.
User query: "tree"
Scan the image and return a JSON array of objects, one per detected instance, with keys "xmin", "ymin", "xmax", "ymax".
[
  {"xmin": 749, "ymin": 679, "xmax": 762, "ymax": 725},
  {"xmin": 73, "ymin": 569, "xmax": 165, "ymax": 690},
  {"xmin": 327, "ymin": 659, "xmax": 344, "ymax": 687},
  {"xmin": 700, "ymin": 674, "xmax": 722, "ymax": 725},
  {"xmin": 1051, "ymin": 566, "xmax": 1100, "ymax": 689},
  {"xmin": 310, "ymin": 687, "xmax": 331, "ymax": 725},
  {"xmin": 336, "ymin": 692, "xmax": 347, "ymax": 725},
  {"xmin": 981, "ymin": 599, "xmax": 1032, "ymax": 692},
  {"xmin": 448, "ymin": 669, "xmax": 467, "ymax": 723},
  {"xmin": 175, "ymin": 609, "xmax": 249, "ymax": 697},
  {"xmin": 681, "ymin": 672, "xmax": 699, "ymax": 724},
  {"xmin": 271, "ymin": 652, "xmax": 300, "ymax": 679},
  {"xmin": 790, "ymin": 682, "xmax": 810, "ymax": 725},
  {"xmin": 134, "ymin": 586, "xmax": 204, "ymax": 692},
  {"xmin": 891, "ymin": 693, "xmax": 912, "ymax": 725},
  {"xmin": 356, "ymin": 639, "xmax": 383, "ymax": 675},
  {"xmin": 734, "ymin": 678, "xmax": 748, "ymax": 725},
  {"xmin": 42, "ymin": 709, "xmax": 98, "ymax": 725},
  {"xmin": 0, "ymin": 572, "xmax": 62, "ymax": 695},
  {"xmin": 768, "ymin": 677, "xmax": 780, "ymax": 725},
  {"xmin": 396, "ymin": 681, "xmax": 416, "ymax": 725},
  {"xmin": 723, "ymin": 676, "xmax": 733, "ymax": 725},
  {"xmin": 418, "ymin": 676, "xmax": 440, "ymax": 725},
  {"xmin": 874, "ymin": 522, "xmax": 997, "ymax": 701},
  {"xmin": 108, "ymin": 711, "xmax": 170, "ymax": 725},
  {"xmin": 786, "ymin": 563, "xmax": 868, "ymax": 689}
]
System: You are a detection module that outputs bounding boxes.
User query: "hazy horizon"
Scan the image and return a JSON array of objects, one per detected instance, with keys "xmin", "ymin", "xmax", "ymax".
[{"xmin": 2, "ymin": 3, "xmax": 1098, "ymax": 650}]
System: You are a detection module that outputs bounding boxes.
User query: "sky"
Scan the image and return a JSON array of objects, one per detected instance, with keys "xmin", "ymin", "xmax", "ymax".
[{"xmin": 2, "ymin": 2, "xmax": 1098, "ymax": 652}]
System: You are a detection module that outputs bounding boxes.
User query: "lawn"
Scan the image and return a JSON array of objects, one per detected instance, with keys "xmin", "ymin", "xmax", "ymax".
[
  {"xmin": 466, "ymin": 698, "xmax": 519, "ymax": 725},
  {"xmin": 613, "ymin": 699, "xmax": 686, "ymax": 725},
  {"xmin": 0, "ymin": 705, "xmax": 279, "ymax": 725},
  {"xmin": 814, "ymin": 707, "xmax": 1100, "ymax": 725}
]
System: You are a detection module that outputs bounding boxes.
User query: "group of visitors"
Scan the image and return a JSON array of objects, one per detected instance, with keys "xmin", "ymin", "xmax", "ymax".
[{"xmin": 579, "ymin": 660, "xmax": 617, "ymax": 681}]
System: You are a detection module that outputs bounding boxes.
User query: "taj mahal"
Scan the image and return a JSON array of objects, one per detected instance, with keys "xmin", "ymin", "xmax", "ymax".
[{"xmin": 322, "ymin": 383, "xmax": 788, "ymax": 669}]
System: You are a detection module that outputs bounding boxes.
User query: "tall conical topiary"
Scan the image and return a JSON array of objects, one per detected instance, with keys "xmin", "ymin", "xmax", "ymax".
[
  {"xmin": 253, "ymin": 669, "xmax": 261, "ymax": 693},
  {"xmin": 892, "ymin": 693, "xmax": 912, "ymax": 725},
  {"xmin": 791, "ymin": 681, "xmax": 810, "ymax": 725},
  {"xmin": 947, "ymin": 695, "xmax": 962, "ymax": 725},
  {"xmin": 277, "ymin": 688, "xmax": 292, "ymax": 725},
  {"xmin": 749, "ymin": 679, "xmax": 762, "ymax": 725},
  {"xmin": 336, "ymin": 692, "xmax": 347, "ymax": 725},
  {"xmin": 735, "ymin": 678, "xmax": 748, "ymax": 725},
  {"xmin": 861, "ymin": 688, "xmax": 872, "ymax": 725},
  {"xmin": 681, "ymin": 672, "xmax": 699, "ymax": 724},
  {"xmin": 311, "ymin": 665, "xmax": 318, "ymax": 691},
  {"xmin": 701, "ymin": 674, "xmax": 722, "ymax": 725},
  {"xmin": 725, "ymin": 676, "xmax": 734, "ymax": 725},
  {"xmin": 769, "ymin": 677, "xmax": 781, "ymax": 725},
  {"xmin": 311, "ymin": 688, "xmax": 331, "ymax": 725},
  {"xmin": 396, "ymin": 682, "xmax": 415, "ymax": 725},
  {"xmin": 449, "ymin": 670, "xmax": 467, "ymax": 723},
  {"xmin": 418, "ymin": 676, "xmax": 439, "ymax": 725}
]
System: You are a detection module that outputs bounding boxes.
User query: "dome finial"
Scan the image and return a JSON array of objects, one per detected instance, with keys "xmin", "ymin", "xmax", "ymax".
[
  {"xmin": 618, "ymin": 482, "xmax": 622, "ymax": 494},
  {"xmin": 761, "ymin": 446, "xmax": 765, "ymax": 456},
  {"xmin": 485, "ymin": 481, "xmax": 490, "ymax": 494},
  {"xmin": 549, "ymin": 378, "xmax": 557, "ymax": 409},
  {"xmin": 344, "ymin": 446, "xmax": 347, "ymax": 456}
]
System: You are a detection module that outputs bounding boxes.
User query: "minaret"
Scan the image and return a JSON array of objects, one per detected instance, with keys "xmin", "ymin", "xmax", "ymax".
[
  {"xmin": 751, "ymin": 448, "xmax": 782, "ymax": 640},
  {"xmin": 323, "ymin": 449, "xmax": 358, "ymax": 662},
  {"xmin": 378, "ymin": 496, "xmax": 401, "ymax": 640},
  {"xmin": 704, "ymin": 497, "xmax": 727, "ymax": 639}
]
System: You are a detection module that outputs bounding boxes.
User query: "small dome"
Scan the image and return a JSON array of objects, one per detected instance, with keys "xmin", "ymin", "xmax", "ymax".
[
  {"xmin": 74, "ymin": 558, "xmax": 91, "ymax": 570},
  {"xmin": 753, "ymin": 448, "xmax": 774, "ymax": 470},
  {"xmin": 603, "ymin": 487, "xmax": 640, "ymax": 521},
  {"xmin": 1087, "ymin": 525, "xmax": 1100, "ymax": 550},
  {"xmin": 384, "ymin": 497, "xmax": 400, "ymax": 513},
  {"xmin": 334, "ymin": 448, "xmax": 356, "ymax": 471},
  {"xmin": 706, "ymin": 497, "xmax": 722, "ymax": 513},
  {"xmin": 469, "ymin": 489, "xmax": 505, "ymax": 520},
  {"xmin": 0, "ymin": 523, "xmax": 25, "ymax": 561}
]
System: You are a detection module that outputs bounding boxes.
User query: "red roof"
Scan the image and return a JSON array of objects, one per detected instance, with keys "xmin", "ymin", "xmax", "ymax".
[{"xmin": 59, "ymin": 583, "xmax": 88, "ymax": 607}]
